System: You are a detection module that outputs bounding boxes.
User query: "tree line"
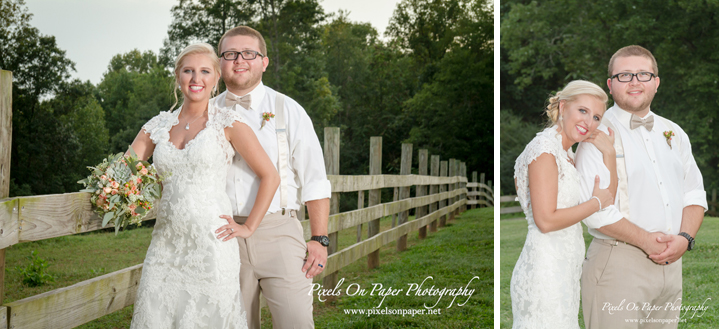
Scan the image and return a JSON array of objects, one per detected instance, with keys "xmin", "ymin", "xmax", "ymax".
[
  {"xmin": 1, "ymin": 0, "xmax": 493, "ymax": 208},
  {"xmin": 500, "ymin": 0, "xmax": 719, "ymax": 195}
]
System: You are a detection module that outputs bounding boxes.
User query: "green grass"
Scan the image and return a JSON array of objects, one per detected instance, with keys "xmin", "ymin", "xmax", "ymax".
[
  {"xmin": 4, "ymin": 208, "xmax": 492, "ymax": 328},
  {"xmin": 307, "ymin": 207, "xmax": 493, "ymax": 328},
  {"xmin": 500, "ymin": 217, "xmax": 719, "ymax": 328}
]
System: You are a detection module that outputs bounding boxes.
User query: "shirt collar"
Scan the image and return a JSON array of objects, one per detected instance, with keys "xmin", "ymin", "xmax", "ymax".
[
  {"xmin": 610, "ymin": 103, "xmax": 654, "ymax": 129},
  {"xmin": 225, "ymin": 81, "xmax": 266, "ymax": 111}
]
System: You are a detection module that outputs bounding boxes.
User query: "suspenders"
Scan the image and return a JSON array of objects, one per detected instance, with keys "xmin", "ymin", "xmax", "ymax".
[
  {"xmin": 274, "ymin": 92, "xmax": 289, "ymax": 215},
  {"xmin": 601, "ymin": 117, "xmax": 631, "ymax": 220},
  {"xmin": 601, "ymin": 113, "xmax": 680, "ymax": 221}
]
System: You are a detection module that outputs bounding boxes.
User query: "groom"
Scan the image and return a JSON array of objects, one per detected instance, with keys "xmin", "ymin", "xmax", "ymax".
[
  {"xmin": 575, "ymin": 45, "xmax": 706, "ymax": 328},
  {"xmin": 214, "ymin": 26, "xmax": 331, "ymax": 328}
]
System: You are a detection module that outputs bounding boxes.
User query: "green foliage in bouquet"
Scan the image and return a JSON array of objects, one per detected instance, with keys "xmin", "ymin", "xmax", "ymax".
[
  {"xmin": 16, "ymin": 251, "xmax": 55, "ymax": 287},
  {"xmin": 78, "ymin": 147, "xmax": 166, "ymax": 234}
]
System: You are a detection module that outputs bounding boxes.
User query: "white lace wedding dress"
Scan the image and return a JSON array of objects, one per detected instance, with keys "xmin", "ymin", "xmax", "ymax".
[
  {"xmin": 130, "ymin": 103, "xmax": 248, "ymax": 329},
  {"xmin": 510, "ymin": 126, "xmax": 585, "ymax": 329}
]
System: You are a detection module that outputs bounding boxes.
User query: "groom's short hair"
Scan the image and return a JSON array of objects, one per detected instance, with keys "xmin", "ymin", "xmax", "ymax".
[
  {"xmin": 218, "ymin": 26, "xmax": 268, "ymax": 57},
  {"xmin": 608, "ymin": 45, "xmax": 659, "ymax": 77}
]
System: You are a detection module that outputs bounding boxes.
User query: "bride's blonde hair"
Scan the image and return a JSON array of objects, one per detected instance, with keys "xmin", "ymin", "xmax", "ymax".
[{"xmin": 546, "ymin": 80, "xmax": 608, "ymax": 125}]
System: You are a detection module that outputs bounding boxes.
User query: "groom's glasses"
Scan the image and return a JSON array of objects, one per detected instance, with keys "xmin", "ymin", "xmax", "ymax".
[
  {"xmin": 220, "ymin": 50, "xmax": 265, "ymax": 61},
  {"xmin": 610, "ymin": 72, "xmax": 657, "ymax": 82}
]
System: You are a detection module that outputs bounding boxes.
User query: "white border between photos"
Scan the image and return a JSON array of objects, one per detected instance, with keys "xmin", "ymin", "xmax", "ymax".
[{"xmin": 493, "ymin": 0, "xmax": 500, "ymax": 328}]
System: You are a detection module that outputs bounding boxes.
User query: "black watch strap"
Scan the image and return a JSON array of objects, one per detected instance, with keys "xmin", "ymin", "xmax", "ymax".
[
  {"xmin": 311, "ymin": 235, "xmax": 330, "ymax": 247},
  {"xmin": 678, "ymin": 232, "xmax": 695, "ymax": 251}
]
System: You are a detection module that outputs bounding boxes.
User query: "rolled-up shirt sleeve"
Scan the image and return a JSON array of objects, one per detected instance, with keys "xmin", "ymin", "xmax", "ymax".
[
  {"xmin": 288, "ymin": 103, "xmax": 332, "ymax": 203},
  {"xmin": 575, "ymin": 126, "xmax": 623, "ymax": 229},
  {"xmin": 675, "ymin": 126, "xmax": 707, "ymax": 211}
]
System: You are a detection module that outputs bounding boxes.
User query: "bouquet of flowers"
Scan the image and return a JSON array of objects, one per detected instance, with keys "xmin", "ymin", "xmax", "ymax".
[{"xmin": 78, "ymin": 147, "xmax": 166, "ymax": 234}]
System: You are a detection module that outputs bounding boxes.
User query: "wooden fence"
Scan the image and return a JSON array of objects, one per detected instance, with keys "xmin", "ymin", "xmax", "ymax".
[{"xmin": 0, "ymin": 69, "xmax": 493, "ymax": 328}]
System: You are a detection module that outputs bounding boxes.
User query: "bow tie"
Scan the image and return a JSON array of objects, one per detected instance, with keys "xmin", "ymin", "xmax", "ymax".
[
  {"xmin": 630, "ymin": 114, "xmax": 654, "ymax": 131},
  {"xmin": 225, "ymin": 93, "xmax": 251, "ymax": 110}
]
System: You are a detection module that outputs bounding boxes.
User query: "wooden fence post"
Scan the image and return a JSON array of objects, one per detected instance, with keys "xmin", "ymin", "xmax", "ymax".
[
  {"xmin": 479, "ymin": 172, "xmax": 486, "ymax": 208},
  {"xmin": 323, "ymin": 127, "xmax": 340, "ymax": 293},
  {"xmin": 356, "ymin": 190, "xmax": 364, "ymax": 242},
  {"xmin": 397, "ymin": 143, "xmax": 412, "ymax": 252},
  {"xmin": 471, "ymin": 171, "xmax": 478, "ymax": 209},
  {"xmin": 429, "ymin": 155, "xmax": 440, "ymax": 233},
  {"xmin": 456, "ymin": 161, "xmax": 462, "ymax": 215},
  {"xmin": 416, "ymin": 149, "xmax": 428, "ymax": 239},
  {"xmin": 367, "ymin": 137, "xmax": 382, "ymax": 269},
  {"xmin": 0, "ymin": 70, "xmax": 12, "ymax": 316},
  {"xmin": 460, "ymin": 162, "xmax": 466, "ymax": 213},
  {"xmin": 448, "ymin": 159, "xmax": 456, "ymax": 221},
  {"xmin": 439, "ymin": 161, "xmax": 448, "ymax": 227}
]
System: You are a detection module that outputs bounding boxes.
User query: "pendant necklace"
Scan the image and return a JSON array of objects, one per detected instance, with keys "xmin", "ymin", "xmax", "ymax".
[{"xmin": 184, "ymin": 108, "xmax": 207, "ymax": 130}]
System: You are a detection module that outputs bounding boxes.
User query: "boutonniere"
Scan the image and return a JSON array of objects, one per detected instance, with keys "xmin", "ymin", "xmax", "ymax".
[
  {"xmin": 261, "ymin": 112, "xmax": 275, "ymax": 129},
  {"xmin": 663, "ymin": 130, "xmax": 676, "ymax": 149}
]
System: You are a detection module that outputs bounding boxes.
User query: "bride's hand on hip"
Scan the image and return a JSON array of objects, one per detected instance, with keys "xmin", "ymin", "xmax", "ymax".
[
  {"xmin": 584, "ymin": 127, "xmax": 615, "ymax": 156},
  {"xmin": 216, "ymin": 215, "xmax": 253, "ymax": 241},
  {"xmin": 591, "ymin": 175, "xmax": 613, "ymax": 210}
]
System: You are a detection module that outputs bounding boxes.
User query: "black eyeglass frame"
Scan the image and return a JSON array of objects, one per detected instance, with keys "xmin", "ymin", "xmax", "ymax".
[
  {"xmin": 610, "ymin": 72, "xmax": 657, "ymax": 82},
  {"xmin": 220, "ymin": 50, "xmax": 265, "ymax": 61}
]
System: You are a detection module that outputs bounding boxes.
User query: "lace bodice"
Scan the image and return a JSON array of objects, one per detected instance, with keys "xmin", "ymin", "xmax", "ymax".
[
  {"xmin": 130, "ymin": 103, "xmax": 248, "ymax": 329},
  {"xmin": 510, "ymin": 126, "xmax": 585, "ymax": 329}
]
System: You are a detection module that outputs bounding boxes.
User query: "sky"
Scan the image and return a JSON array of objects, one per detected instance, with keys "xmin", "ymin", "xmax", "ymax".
[{"xmin": 23, "ymin": 0, "xmax": 401, "ymax": 85}]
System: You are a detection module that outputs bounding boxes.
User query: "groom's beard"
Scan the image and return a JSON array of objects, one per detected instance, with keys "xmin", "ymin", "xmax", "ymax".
[{"xmin": 223, "ymin": 69, "xmax": 263, "ymax": 95}]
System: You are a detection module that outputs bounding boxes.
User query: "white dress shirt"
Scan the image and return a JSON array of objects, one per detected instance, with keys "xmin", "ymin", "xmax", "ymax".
[
  {"xmin": 575, "ymin": 104, "xmax": 707, "ymax": 239},
  {"xmin": 213, "ymin": 82, "xmax": 332, "ymax": 216}
]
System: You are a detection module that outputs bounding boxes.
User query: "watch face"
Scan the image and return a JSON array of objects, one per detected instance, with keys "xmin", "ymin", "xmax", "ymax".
[{"xmin": 320, "ymin": 236, "xmax": 330, "ymax": 246}]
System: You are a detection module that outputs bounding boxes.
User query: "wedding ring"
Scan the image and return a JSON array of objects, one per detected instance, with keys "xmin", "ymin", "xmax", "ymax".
[
  {"xmin": 318, "ymin": 264, "xmax": 323, "ymax": 268},
  {"xmin": 230, "ymin": 228, "xmax": 234, "ymax": 233}
]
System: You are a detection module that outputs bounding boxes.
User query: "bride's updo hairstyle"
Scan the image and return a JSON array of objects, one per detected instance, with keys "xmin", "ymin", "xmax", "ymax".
[
  {"xmin": 170, "ymin": 43, "xmax": 221, "ymax": 111},
  {"xmin": 545, "ymin": 80, "xmax": 608, "ymax": 126}
]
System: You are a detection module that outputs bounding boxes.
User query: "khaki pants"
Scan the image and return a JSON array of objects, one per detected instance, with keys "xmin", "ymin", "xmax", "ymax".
[
  {"xmin": 581, "ymin": 238, "xmax": 682, "ymax": 329},
  {"xmin": 235, "ymin": 211, "xmax": 314, "ymax": 329}
]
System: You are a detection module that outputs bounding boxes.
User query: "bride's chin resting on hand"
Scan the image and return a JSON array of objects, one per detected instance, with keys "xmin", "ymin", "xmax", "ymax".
[{"xmin": 529, "ymin": 154, "xmax": 613, "ymax": 234}]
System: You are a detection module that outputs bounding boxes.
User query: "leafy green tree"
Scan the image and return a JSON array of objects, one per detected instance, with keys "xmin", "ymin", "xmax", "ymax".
[
  {"xmin": 1, "ymin": 0, "xmax": 92, "ymax": 196},
  {"xmin": 97, "ymin": 50, "xmax": 175, "ymax": 153},
  {"xmin": 161, "ymin": 0, "xmax": 255, "ymax": 64},
  {"xmin": 501, "ymin": 0, "xmax": 719, "ymax": 192},
  {"xmin": 390, "ymin": 0, "xmax": 494, "ymax": 178}
]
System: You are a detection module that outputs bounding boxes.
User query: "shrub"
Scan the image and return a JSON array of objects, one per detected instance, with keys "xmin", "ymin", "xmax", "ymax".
[{"xmin": 16, "ymin": 251, "xmax": 55, "ymax": 287}]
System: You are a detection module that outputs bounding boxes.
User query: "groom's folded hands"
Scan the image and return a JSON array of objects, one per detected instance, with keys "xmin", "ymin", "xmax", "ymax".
[{"xmin": 649, "ymin": 234, "xmax": 688, "ymax": 265}]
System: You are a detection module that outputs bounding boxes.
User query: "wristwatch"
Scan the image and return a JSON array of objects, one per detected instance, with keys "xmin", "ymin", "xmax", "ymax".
[
  {"xmin": 311, "ymin": 235, "xmax": 330, "ymax": 247},
  {"xmin": 678, "ymin": 232, "xmax": 695, "ymax": 251}
]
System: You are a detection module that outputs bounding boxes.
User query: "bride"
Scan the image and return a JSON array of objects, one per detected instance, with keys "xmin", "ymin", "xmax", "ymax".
[
  {"xmin": 127, "ymin": 43, "xmax": 279, "ymax": 328},
  {"xmin": 510, "ymin": 80, "xmax": 617, "ymax": 328}
]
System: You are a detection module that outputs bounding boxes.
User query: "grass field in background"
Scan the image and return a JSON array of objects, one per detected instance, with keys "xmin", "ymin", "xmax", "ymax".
[
  {"xmin": 306, "ymin": 207, "xmax": 493, "ymax": 329},
  {"xmin": 500, "ymin": 217, "xmax": 719, "ymax": 328},
  {"xmin": 5, "ymin": 206, "xmax": 491, "ymax": 328}
]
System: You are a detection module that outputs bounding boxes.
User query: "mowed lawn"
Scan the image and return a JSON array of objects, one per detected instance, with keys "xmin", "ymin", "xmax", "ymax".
[
  {"xmin": 500, "ymin": 217, "xmax": 719, "ymax": 328},
  {"xmin": 4, "ymin": 207, "xmax": 492, "ymax": 328}
]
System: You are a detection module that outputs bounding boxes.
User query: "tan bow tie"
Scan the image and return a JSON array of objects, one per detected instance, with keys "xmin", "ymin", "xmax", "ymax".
[
  {"xmin": 225, "ymin": 93, "xmax": 251, "ymax": 110},
  {"xmin": 630, "ymin": 114, "xmax": 654, "ymax": 131}
]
